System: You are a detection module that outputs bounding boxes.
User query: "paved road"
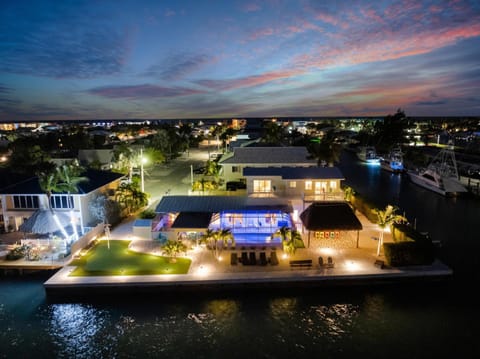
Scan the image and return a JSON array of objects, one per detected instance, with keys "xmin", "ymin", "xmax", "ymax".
[{"xmin": 144, "ymin": 147, "xmax": 212, "ymax": 210}]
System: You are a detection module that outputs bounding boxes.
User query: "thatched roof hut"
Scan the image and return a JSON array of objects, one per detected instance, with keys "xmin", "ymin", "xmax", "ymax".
[
  {"xmin": 19, "ymin": 208, "xmax": 70, "ymax": 235},
  {"xmin": 300, "ymin": 202, "xmax": 362, "ymax": 247}
]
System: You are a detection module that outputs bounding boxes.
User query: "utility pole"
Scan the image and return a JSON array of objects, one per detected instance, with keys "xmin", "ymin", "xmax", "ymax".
[{"xmin": 140, "ymin": 147, "xmax": 145, "ymax": 193}]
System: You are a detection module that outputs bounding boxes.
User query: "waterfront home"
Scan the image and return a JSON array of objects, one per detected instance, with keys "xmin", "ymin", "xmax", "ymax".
[
  {"xmin": 243, "ymin": 166, "xmax": 344, "ymax": 201},
  {"xmin": 218, "ymin": 146, "xmax": 316, "ymax": 183},
  {"xmin": 0, "ymin": 169, "xmax": 124, "ymax": 234}
]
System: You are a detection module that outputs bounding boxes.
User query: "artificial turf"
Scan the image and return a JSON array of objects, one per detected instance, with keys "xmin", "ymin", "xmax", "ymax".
[{"xmin": 69, "ymin": 240, "xmax": 191, "ymax": 276}]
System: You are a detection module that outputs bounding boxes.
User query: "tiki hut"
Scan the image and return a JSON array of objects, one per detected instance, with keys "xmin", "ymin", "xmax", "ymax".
[
  {"xmin": 19, "ymin": 208, "xmax": 70, "ymax": 236},
  {"xmin": 300, "ymin": 202, "xmax": 363, "ymax": 247}
]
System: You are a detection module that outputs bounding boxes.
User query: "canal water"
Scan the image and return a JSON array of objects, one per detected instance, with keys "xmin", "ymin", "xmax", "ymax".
[{"xmin": 1, "ymin": 151, "xmax": 479, "ymax": 358}]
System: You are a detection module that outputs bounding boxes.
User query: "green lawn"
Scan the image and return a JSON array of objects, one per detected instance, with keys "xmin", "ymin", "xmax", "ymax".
[{"xmin": 69, "ymin": 240, "xmax": 191, "ymax": 276}]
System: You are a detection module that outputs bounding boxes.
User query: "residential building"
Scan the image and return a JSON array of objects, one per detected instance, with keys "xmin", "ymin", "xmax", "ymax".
[
  {"xmin": 0, "ymin": 169, "xmax": 124, "ymax": 233},
  {"xmin": 218, "ymin": 146, "xmax": 317, "ymax": 183}
]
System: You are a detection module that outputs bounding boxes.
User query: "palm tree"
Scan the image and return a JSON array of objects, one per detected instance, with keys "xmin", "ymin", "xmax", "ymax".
[
  {"xmin": 55, "ymin": 164, "xmax": 88, "ymax": 209},
  {"xmin": 307, "ymin": 130, "xmax": 342, "ymax": 166},
  {"xmin": 54, "ymin": 164, "xmax": 88, "ymax": 240},
  {"xmin": 371, "ymin": 205, "xmax": 407, "ymax": 256},
  {"xmin": 112, "ymin": 143, "xmax": 135, "ymax": 180},
  {"xmin": 200, "ymin": 228, "xmax": 234, "ymax": 259},
  {"xmin": 273, "ymin": 226, "xmax": 302, "ymax": 256},
  {"xmin": 217, "ymin": 228, "xmax": 234, "ymax": 253},
  {"xmin": 115, "ymin": 181, "xmax": 148, "ymax": 215},
  {"xmin": 162, "ymin": 239, "xmax": 187, "ymax": 263},
  {"xmin": 37, "ymin": 168, "xmax": 59, "ymax": 210}
]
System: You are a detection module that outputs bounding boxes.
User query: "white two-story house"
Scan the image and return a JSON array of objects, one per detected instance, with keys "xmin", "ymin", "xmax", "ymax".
[{"xmin": 0, "ymin": 169, "xmax": 124, "ymax": 234}]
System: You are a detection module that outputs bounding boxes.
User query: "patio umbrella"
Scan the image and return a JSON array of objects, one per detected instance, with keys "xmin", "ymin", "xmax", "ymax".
[{"xmin": 19, "ymin": 208, "xmax": 70, "ymax": 235}]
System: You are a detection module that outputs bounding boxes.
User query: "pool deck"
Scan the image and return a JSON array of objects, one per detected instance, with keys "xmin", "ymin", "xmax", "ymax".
[{"xmin": 43, "ymin": 211, "xmax": 453, "ymax": 296}]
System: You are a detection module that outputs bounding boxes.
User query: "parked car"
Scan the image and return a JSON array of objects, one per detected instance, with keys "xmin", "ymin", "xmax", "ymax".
[{"xmin": 193, "ymin": 166, "xmax": 205, "ymax": 174}]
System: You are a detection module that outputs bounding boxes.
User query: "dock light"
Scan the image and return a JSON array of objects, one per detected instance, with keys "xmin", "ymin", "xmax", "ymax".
[
  {"xmin": 345, "ymin": 261, "xmax": 360, "ymax": 272},
  {"xmin": 197, "ymin": 265, "xmax": 210, "ymax": 276}
]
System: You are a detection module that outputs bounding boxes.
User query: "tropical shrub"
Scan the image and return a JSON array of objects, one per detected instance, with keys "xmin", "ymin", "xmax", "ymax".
[
  {"xmin": 139, "ymin": 209, "xmax": 156, "ymax": 219},
  {"xmin": 6, "ymin": 244, "xmax": 30, "ymax": 260}
]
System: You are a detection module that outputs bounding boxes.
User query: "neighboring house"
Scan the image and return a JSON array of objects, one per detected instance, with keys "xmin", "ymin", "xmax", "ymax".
[
  {"xmin": 0, "ymin": 169, "xmax": 124, "ymax": 233},
  {"xmin": 78, "ymin": 149, "xmax": 115, "ymax": 170},
  {"xmin": 242, "ymin": 166, "xmax": 344, "ymax": 201},
  {"xmin": 218, "ymin": 146, "xmax": 317, "ymax": 183}
]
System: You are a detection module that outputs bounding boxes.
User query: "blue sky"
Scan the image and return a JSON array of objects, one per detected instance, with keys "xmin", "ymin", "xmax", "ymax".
[{"xmin": 1, "ymin": 0, "xmax": 479, "ymax": 121}]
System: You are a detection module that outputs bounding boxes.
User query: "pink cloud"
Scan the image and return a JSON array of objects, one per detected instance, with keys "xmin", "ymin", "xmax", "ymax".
[
  {"xmin": 196, "ymin": 69, "xmax": 305, "ymax": 91},
  {"xmin": 313, "ymin": 10, "xmax": 349, "ymax": 29},
  {"xmin": 88, "ymin": 84, "xmax": 204, "ymax": 98},
  {"xmin": 291, "ymin": 12, "xmax": 480, "ymax": 71},
  {"xmin": 248, "ymin": 27, "xmax": 275, "ymax": 40}
]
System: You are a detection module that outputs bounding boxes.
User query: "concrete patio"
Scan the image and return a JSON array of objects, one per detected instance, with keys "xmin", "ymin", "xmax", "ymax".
[{"xmin": 43, "ymin": 210, "xmax": 453, "ymax": 295}]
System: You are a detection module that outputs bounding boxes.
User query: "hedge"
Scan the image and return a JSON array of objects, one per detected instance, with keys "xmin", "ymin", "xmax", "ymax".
[{"xmin": 384, "ymin": 241, "xmax": 435, "ymax": 266}]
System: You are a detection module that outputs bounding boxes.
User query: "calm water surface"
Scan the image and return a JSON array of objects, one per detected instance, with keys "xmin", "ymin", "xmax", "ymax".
[{"xmin": 1, "ymin": 151, "xmax": 479, "ymax": 358}]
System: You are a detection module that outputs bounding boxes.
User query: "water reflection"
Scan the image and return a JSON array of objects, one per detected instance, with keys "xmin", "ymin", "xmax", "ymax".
[{"xmin": 47, "ymin": 303, "xmax": 113, "ymax": 358}]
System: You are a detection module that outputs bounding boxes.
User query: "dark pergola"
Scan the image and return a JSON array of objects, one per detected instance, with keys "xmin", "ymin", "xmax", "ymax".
[{"xmin": 300, "ymin": 202, "xmax": 363, "ymax": 248}]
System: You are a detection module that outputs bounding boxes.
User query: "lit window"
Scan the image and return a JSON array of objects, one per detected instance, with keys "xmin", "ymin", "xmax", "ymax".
[
  {"xmin": 289, "ymin": 181, "xmax": 296, "ymax": 188},
  {"xmin": 253, "ymin": 180, "xmax": 271, "ymax": 192},
  {"xmin": 305, "ymin": 181, "xmax": 312, "ymax": 190},
  {"xmin": 330, "ymin": 181, "xmax": 337, "ymax": 190}
]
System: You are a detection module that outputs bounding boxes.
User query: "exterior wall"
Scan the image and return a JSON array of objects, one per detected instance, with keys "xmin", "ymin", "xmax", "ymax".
[
  {"xmin": 79, "ymin": 179, "xmax": 122, "ymax": 228},
  {"xmin": 223, "ymin": 163, "xmax": 314, "ymax": 183},
  {"xmin": 245, "ymin": 177, "xmax": 343, "ymax": 200}
]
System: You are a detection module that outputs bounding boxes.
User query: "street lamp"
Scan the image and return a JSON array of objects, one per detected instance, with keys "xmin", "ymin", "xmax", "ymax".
[{"xmin": 140, "ymin": 147, "xmax": 147, "ymax": 193}]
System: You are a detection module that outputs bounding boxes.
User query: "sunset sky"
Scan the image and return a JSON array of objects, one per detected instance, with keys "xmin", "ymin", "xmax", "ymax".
[{"xmin": 1, "ymin": 0, "xmax": 479, "ymax": 121}]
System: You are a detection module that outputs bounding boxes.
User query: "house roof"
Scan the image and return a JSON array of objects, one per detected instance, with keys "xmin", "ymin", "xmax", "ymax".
[
  {"xmin": 155, "ymin": 195, "xmax": 293, "ymax": 213},
  {"xmin": 300, "ymin": 202, "xmax": 363, "ymax": 231},
  {"xmin": 0, "ymin": 169, "xmax": 124, "ymax": 195},
  {"xmin": 172, "ymin": 212, "xmax": 212, "ymax": 229},
  {"xmin": 219, "ymin": 147, "xmax": 316, "ymax": 165},
  {"xmin": 243, "ymin": 166, "xmax": 344, "ymax": 180}
]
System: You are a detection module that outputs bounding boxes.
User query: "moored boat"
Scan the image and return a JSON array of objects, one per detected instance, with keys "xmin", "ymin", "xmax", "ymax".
[
  {"xmin": 357, "ymin": 146, "xmax": 380, "ymax": 165},
  {"xmin": 407, "ymin": 147, "xmax": 467, "ymax": 196},
  {"xmin": 380, "ymin": 147, "xmax": 404, "ymax": 173}
]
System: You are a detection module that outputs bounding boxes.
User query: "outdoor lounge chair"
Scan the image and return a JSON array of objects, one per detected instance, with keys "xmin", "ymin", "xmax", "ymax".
[
  {"xmin": 230, "ymin": 252, "xmax": 238, "ymax": 265},
  {"xmin": 270, "ymin": 251, "xmax": 279, "ymax": 265},
  {"xmin": 259, "ymin": 252, "xmax": 267, "ymax": 266}
]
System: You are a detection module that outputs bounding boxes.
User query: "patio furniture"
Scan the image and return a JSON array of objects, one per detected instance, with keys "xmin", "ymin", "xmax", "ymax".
[
  {"xmin": 231, "ymin": 252, "xmax": 238, "ymax": 265},
  {"xmin": 318, "ymin": 256, "xmax": 325, "ymax": 268},
  {"xmin": 289, "ymin": 259, "xmax": 312, "ymax": 269},
  {"xmin": 259, "ymin": 252, "xmax": 267, "ymax": 266},
  {"xmin": 326, "ymin": 256, "xmax": 334, "ymax": 268},
  {"xmin": 270, "ymin": 251, "xmax": 279, "ymax": 265},
  {"xmin": 374, "ymin": 259, "xmax": 385, "ymax": 269}
]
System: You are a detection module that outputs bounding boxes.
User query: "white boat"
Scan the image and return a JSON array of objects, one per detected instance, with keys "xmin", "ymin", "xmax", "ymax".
[
  {"xmin": 407, "ymin": 147, "xmax": 468, "ymax": 196},
  {"xmin": 357, "ymin": 146, "xmax": 380, "ymax": 165},
  {"xmin": 380, "ymin": 147, "xmax": 404, "ymax": 173}
]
